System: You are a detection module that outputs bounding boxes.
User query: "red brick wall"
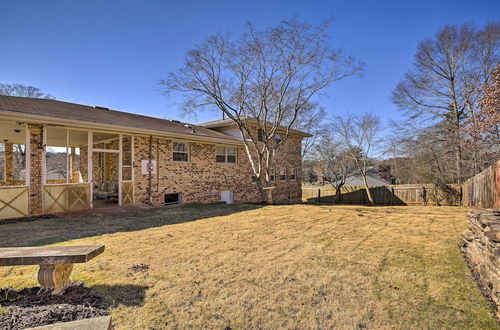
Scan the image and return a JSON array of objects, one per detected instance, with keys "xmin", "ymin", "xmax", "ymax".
[
  {"xmin": 28, "ymin": 124, "xmax": 44, "ymax": 215},
  {"xmin": 132, "ymin": 133, "xmax": 303, "ymax": 205}
]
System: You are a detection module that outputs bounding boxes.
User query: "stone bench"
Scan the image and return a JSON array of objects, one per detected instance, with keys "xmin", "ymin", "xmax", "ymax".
[{"xmin": 0, "ymin": 245, "xmax": 105, "ymax": 294}]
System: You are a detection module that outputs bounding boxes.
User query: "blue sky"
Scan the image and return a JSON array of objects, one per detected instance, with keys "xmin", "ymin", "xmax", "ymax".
[{"xmin": 1, "ymin": 0, "xmax": 498, "ymax": 125}]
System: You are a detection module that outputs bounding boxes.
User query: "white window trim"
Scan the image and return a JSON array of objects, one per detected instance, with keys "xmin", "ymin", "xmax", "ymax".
[
  {"xmin": 172, "ymin": 141, "xmax": 190, "ymax": 163},
  {"xmin": 280, "ymin": 168, "xmax": 287, "ymax": 182},
  {"xmin": 215, "ymin": 146, "xmax": 237, "ymax": 164},
  {"xmin": 290, "ymin": 168, "xmax": 297, "ymax": 181}
]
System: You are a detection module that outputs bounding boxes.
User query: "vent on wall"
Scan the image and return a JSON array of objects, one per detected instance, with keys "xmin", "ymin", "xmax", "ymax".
[{"xmin": 165, "ymin": 193, "xmax": 181, "ymax": 205}]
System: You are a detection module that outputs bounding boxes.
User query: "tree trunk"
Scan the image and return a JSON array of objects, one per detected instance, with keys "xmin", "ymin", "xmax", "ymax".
[
  {"xmin": 362, "ymin": 174, "xmax": 375, "ymax": 206},
  {"xmin": 334, "ymin": 184, "xmax": 343, "ymax": 204},
  {"xmin": 455, "ymin": 125, "xmax": 463, "ymax": 183}
]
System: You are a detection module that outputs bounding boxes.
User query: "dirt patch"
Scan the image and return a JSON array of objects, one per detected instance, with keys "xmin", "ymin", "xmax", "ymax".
[
  {"xmin": 0, "ymin": 214, "xmax": 56, "ymax": 226},
  {"xmin": 0, "ymin": 284, "xmax": 108, "ymax": 330}
]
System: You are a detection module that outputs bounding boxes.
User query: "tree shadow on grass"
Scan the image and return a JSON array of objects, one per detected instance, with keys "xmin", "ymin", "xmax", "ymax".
[
  {"xmin": 92, "ymin": 284, "xmax": 149, "ymax": 308},
  {"xmin": 0, "ymin": 203, "xmax": 265, "ymax": 247}
]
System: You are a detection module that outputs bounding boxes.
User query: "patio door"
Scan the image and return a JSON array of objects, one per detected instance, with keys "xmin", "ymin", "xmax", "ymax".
[{"xmin": 90, "ymin": 132, "xmax": 134, "ymax": 206}]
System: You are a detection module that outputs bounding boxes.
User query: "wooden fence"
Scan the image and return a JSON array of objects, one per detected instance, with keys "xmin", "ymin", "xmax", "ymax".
[
  {"xmin": 463, "ymin": 160, "xmax": 500, "ymax": 209},
  {"xmin": 302, "ymin": 184, "xmax": 463, "ymax": 206}
]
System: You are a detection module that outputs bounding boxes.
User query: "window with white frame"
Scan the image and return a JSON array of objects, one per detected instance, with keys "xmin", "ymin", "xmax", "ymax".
[
  {"xmin": 290, "ymin": 168, "xmax": 297, "ymax": 181},
  {"xmin": 270, "ymin": 168, "xmax": 275, "ymax": 182},
  {"xmin": 173, "ymin": 142, "xmax": 189, "ymax": 162},
  {"xmin": 279, "ymin": 168, "xmax": 287, "ymax": 181},
  {"xmin": 275, "ymin": 133, "xmax": 282, "ymax": 145},
  {"xmin": 215, "ymin": 146, "xmax": 237, "ymax": 164}
]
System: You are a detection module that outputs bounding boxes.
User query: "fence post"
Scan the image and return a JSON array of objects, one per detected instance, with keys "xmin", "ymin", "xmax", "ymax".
[
  {"xmin": 390, "ymin": 187, "xmax": 394, "ymax": 206},
  {"xmin": 317, "ymin": 188, "xmax": 321, "ymax": 203}
]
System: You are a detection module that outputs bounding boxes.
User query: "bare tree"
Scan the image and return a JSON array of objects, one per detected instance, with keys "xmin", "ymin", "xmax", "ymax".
[
  {"xmin": 294, "ymin": 103, "xmax": 327, "ymax": 159},
  {"xmin": 0, "ymin": 83, "xmax": 55, "ymax": 99},
  {"xmin": 392, "ymin": 22, "xmax": 499, "ymax": 182},
  {"xmin": 332, "ymin": 113, "xmax": 384, "ymax": 205},
  {"xmin": 162, "ymin": 18, "xmax": 363, "ymax": 202},
  {"xmin": 314, "ymin": 133, "xmax": 351, "ymax": 203}
]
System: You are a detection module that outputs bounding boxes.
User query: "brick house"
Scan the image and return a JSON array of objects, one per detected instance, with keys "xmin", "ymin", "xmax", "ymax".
[{"xmin": 0, "ymin": 95, "xmax": 309, "ymax": 219}]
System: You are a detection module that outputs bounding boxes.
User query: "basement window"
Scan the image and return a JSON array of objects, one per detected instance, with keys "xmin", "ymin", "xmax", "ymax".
[{"xmin": 164, "ymin": 193, "xmax": 181, "ymax": 205}]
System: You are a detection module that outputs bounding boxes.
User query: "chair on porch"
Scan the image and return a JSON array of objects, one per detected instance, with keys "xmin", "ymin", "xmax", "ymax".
[{"xmin": 93, "ymin": 181, "xmax": 119, "ymax": 201}]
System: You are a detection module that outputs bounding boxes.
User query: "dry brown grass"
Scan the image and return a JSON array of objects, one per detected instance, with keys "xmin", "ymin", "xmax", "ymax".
[{"xmin": 0, "ymin": 204, "xmax": 498, "ymax": 329}]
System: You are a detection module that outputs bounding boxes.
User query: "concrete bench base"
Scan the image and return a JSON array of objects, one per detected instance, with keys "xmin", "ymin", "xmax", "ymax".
[{"xmin": 38, "ymin": 264, "xmax": 74, "ymax": 294}]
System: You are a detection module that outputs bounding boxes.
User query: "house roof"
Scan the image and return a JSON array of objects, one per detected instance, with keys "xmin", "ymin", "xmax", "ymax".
[
  {"xmin": 0, "ymin": 95, "xmax": 243, "ymax": 145},
  {"xmin": 200, "ymin": 118, "xmax": 312, "ymax": 138},
  {"xmin": 340, "ymin": 167, "xmax": 391, "ymax": 187}
]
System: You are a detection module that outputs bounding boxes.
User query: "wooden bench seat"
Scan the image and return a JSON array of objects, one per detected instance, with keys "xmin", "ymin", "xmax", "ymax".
[{"xmin": 0, "ymin": 245, "xmax": 105, "ymax": 294}]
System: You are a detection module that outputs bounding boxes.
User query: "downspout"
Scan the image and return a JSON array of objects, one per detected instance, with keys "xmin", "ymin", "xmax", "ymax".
[
  {"xmin": 156, "ymin": 138, "xmax": 159, "ymax": 192},
  {"xmin": 148, "ymin": 135, "xmax": 153, "ymax": 205}
]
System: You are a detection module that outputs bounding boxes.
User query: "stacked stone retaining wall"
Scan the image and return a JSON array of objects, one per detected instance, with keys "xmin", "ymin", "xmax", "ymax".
[{"xmin": 462, "ymin": 208, "xmax": 500, "ymax": 319}]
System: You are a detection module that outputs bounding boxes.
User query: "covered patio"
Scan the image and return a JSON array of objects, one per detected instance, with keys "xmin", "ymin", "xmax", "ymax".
[{"xmin": 0, "ymin": 121, "xmax": 134, "ymax": 220}]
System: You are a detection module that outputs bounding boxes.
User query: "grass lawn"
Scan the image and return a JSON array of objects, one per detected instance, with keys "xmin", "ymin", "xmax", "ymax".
[{"xmin": 0, "ymin": 204, "xmax": 498, "ymax": 329}]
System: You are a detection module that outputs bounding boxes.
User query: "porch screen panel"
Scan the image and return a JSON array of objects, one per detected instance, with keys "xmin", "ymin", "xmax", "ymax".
[
  {"xmin": 69, "ymin": 130, "xmax": 88, "ymax": 183},
  {"xmin": 0, "ymin": 122, "xmax": 28, "ymax": 187},
  {"xmin": 45, "ymin": 127, "xmax": 68, "ymax": 184}
]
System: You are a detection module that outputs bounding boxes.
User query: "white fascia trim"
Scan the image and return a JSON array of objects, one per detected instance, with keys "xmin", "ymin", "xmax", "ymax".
[{"xmin": 0, "ymin": 110, "xmax": 244, "ymax": 147}]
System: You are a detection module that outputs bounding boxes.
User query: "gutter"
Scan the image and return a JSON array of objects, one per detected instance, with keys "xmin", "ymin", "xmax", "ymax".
[{"xmin": 0, "ymin": 110, "xmax": 245, "ymax": 146}]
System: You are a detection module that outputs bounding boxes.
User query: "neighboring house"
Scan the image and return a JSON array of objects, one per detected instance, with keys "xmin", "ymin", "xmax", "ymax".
[
  {"xmin": 337, "ymin": 166, "xmax": 396, "ymax": 187},
  {"xmin": 0, "ymin": 95, "xmax": 309, "ymax": 219}
]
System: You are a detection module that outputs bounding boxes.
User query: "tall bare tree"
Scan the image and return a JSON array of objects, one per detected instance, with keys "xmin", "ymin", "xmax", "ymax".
[
  {"xmin": 332, "ymin": 113, "xmax": 384, "ymax": 205},
  {"xmin": 295, "ymin": 103, "xmax": 326, "ymax": 160},
  {"xmin": 392, "ymin": 22, "xmax": 499, "ymax": 182},
  {"xmin": 162, "ymin": 18, "xmax": 363, "ymax": 202},
  {"xmin": 0, "ymin": 83, "xmax": 55, "ymax": 99}
]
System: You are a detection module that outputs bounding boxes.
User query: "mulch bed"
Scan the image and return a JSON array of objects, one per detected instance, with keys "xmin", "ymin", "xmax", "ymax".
[{"xmin": 0, "ymin": 284, "xmax": 109, "ymax": 329}]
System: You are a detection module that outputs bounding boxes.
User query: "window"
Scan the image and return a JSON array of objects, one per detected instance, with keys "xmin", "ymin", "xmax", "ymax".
[
  {"xmin": 275, "ymin": 133, "xmax": 282, "ymax": 145},
  {"xmin": 257, "ymin": 129, "xmax": 264, "ymax": 142},
  {"xmin": 173, "ymin": 142, "xmax": 189, "ymax": 162},
  {"xmin": 252, "ymin": 174, "xmax": 257, "ymax": 183},
  {"xmin": 216, "ymin": 146, "xmax": 237, "ymax": 164},
  {"xmin": 270, "ymin": 168, "xmax": 275, "ymax": 182},
  {"xmin": 279, "ymin": 168, "xmax": 287, "ymax": 181},
  {"xmin": 290, "ymin": 168, "xmax": 296, "ymax": 181},
  {"xmin": 165, "ymin": 193, "xmax": 181, "ymax": 204}
]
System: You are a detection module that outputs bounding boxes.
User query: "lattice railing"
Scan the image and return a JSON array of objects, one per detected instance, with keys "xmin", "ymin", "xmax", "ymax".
[
  {"xmin": 121, "ymin": 181, "xmax": 134, "ymax": 205},
  {"xmin": 44, "ymin": 183, "xmax": 91, "ymax": 214},
  {"xmin": 0, "ymin": 186, "xmax": 29, "ymax": 219}
]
